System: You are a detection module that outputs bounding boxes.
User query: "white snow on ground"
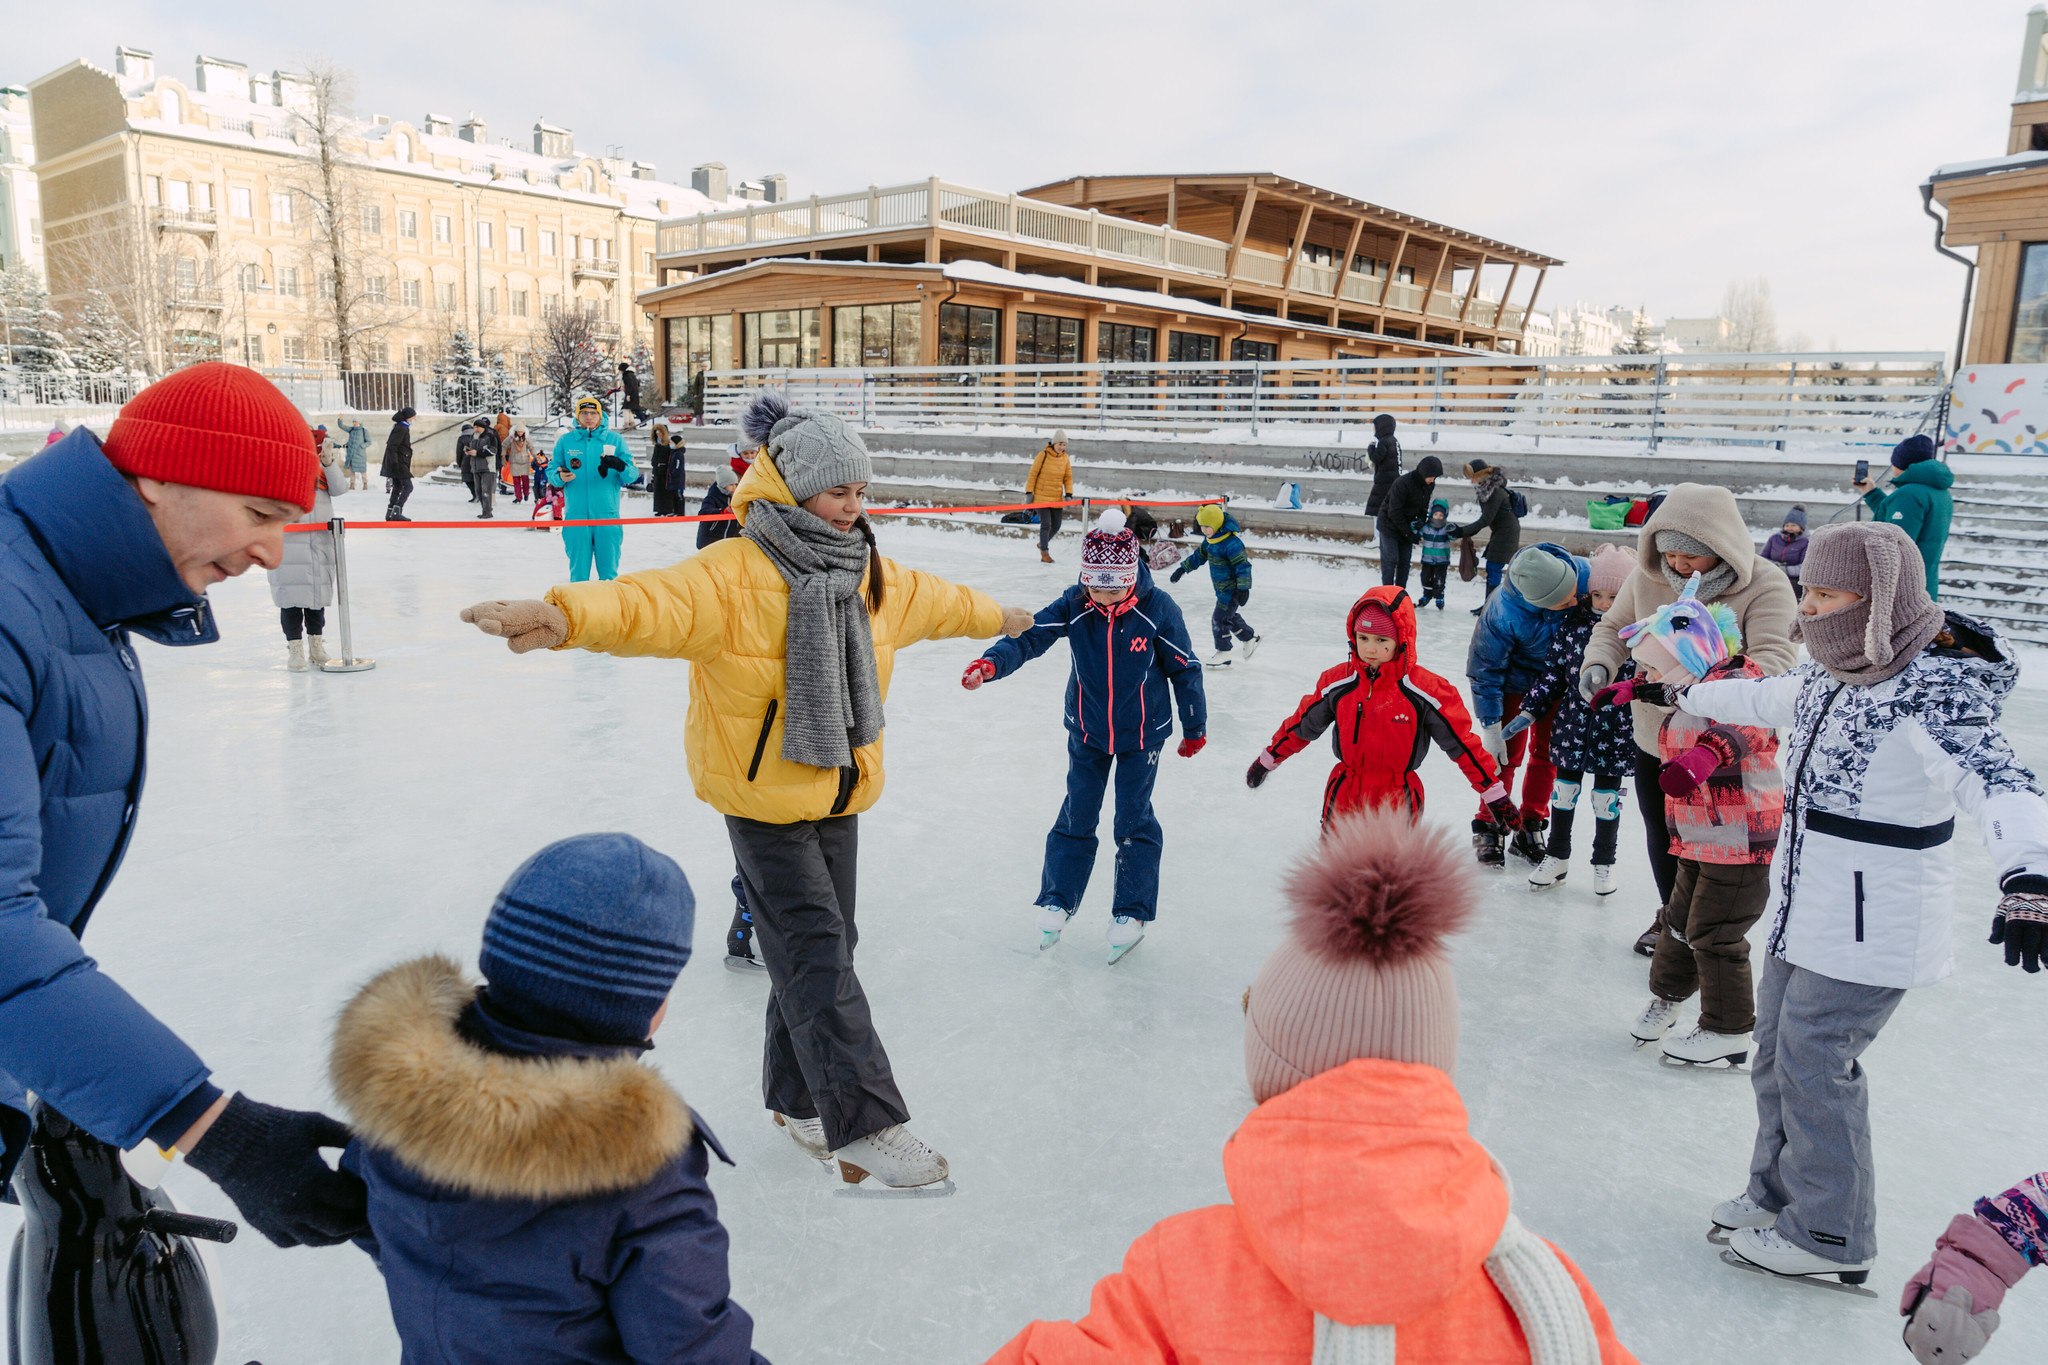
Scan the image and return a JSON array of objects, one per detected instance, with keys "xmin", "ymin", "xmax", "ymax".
[{"xmin": 4, "ymin": 480, "xmax": 2045, "ymax": 1363}]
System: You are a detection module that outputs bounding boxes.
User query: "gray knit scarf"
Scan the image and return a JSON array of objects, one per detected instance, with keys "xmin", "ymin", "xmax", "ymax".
[
  {"xmin": 744, "ymin": 501, "xmax": 883, "ymax": 770},
  {"xmin": 1663, "ymin": 559, "xmax": 1737, "ymax": 603}
]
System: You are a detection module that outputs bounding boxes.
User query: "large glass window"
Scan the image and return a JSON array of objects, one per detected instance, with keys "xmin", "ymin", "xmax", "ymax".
[
  {"xmin": 670, "ymin": 314, "xmax": 734, "ymax": 398},
  {"xmin": 1097, "ymin": 321, "xmax": 1156, "ymax": 364},
  {"xmin": 1232, "ymin": 338, "xmax": 1278, "ymax": 362},
  {"xmin": 832, "ymin": 303, "xmax": 922, "ymax": 367},
  {"xmin": 1015, "ymin": 312, "xmax": 1082, "ymax": 365},
  {"xmin": 1168, "ymin": 331, "xmax": 1218, "ymax": 363},
  {"xmin": 2013, "ymin": 243, "xmax": 2048, "ymax": 362},
  {"xmin": 938, "ymin": 303, "xmax": 999, "ymax": 367},
  {"xmin": 744, "ymin": 308, "xmax": 821, "ymax": 369}
]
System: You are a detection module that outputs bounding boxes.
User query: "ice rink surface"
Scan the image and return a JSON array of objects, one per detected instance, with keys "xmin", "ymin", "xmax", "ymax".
[{"xmin": 8, "ymin": 481, "xmax": 2046, "ymax": 1363}]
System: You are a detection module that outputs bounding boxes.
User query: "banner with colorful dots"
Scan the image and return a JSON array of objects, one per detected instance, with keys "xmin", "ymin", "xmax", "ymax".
[{"xmin": 1944, "ymin": 365, "xmax": 2048, "ymax": 454}]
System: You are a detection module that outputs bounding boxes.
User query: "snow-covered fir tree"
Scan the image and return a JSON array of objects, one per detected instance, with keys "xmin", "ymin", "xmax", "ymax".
[
  {"xmin": 430, "ymin": 326, "xmax": 488, "ymax": 414},
  {"xmin": 66, "ymin": 289, "xmax": 144, "ymax": 376}
]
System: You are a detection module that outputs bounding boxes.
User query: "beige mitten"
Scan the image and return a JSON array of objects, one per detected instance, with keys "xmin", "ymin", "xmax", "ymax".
[
  {"xmin": 1000, "ymin": 605, "xmax": 1036, "ymax": 638},
  {"xmin": 459, "ymin": 599, "xmax": 568, "ymax": 654}
]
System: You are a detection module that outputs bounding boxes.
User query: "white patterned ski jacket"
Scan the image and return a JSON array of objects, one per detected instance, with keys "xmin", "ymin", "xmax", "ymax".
[{"xmin": 1676, "ymin": 613, "xmax": 2048, "ymax": 989}]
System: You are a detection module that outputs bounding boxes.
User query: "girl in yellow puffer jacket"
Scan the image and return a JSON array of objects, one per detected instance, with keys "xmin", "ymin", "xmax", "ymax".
[{"xmin": 461, "ymin": 391, "xmax": 1033, "ymax": 1192}]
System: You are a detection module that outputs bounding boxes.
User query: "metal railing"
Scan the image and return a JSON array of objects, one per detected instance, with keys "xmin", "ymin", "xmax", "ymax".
[
  {"xmin": 697, "ymin": 352, "xmax": 1947, "ymax": 449},
  {"xmin": 572, "ymin": 259, "xmax": 620, "ymax": 280},
  {"xmin": 655, "ymin": 179, "xmax": 1514, "ymax": 331},
  {"xmin": 153, "ymin": 209, "xmax": 218, "ymax": 232}
]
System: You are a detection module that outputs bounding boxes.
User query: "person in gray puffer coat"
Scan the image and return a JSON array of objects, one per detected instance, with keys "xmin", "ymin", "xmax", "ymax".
[
  {"xmin": 1668, "ymin": 522, "xmax": 2048, "ymax": 1288},
  {"xmin": 269, "ymin": 449, "xmax": 348, "ymax": 671}
]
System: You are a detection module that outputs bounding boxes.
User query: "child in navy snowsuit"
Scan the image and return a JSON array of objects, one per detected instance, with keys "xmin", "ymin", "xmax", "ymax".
[
  {"xmin": 1503, "ymin": 544, "xmax": 1637, "ymax": 893},
  {"xmin": 1417, "ymin": 499, "xmax": 1453, "ymax": 610},
  {"xmin": 1170, "ymin": 501, "xmax": 1258, "ymax": 661},
  {"xmin": 333, "ymin": 834, "xmax": 766, "ymax": 1365},
  {"xmin": 964, "ymin": 510, "xmax": 1207, "ymax": 962}
]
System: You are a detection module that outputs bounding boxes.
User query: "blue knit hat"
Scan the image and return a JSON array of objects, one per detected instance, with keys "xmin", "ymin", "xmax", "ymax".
[
  {"xmin": 1891, "ymin": 434, "xmax": 1937, "ymax": 469},
  {"xmin": 479, "ymin": 834, "xmax": 695, "ymax": 1045}
]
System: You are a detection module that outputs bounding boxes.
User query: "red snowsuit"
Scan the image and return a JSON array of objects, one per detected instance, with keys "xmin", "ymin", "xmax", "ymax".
[{"xmin": 1264, "ymin": 586, "xmax": 1502, "ymax": 826}]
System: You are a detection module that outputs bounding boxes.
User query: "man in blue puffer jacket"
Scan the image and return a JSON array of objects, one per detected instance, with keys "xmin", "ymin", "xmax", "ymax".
[
  {"xmin": 1466, "ymin": 543, "xmax": 1588, "ymax": 866},
  {"xmin": 963, "ymin": 511, "xmax": 1206, "ymax": 963},
  {"xmin": 550, "ymin": 396, "xmax": 643, "ymax": 581},
  {"xmin": 0, "ymin": 363, "xmax": 369, "ymax": 1251}
]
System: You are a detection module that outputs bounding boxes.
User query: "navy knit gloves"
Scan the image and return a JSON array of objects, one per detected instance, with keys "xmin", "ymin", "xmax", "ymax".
[{"xmin": 183, "ymin": 1093, "xmax": 367, "ymax": 1247}]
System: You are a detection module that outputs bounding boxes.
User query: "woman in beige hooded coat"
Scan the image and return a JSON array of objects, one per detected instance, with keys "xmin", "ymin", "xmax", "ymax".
[{"xmin": 1579, "ymin": 483, "xmax": 1798, "ymax": 954}]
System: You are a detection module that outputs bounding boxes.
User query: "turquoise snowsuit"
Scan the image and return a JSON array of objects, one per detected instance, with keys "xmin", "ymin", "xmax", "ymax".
[{"xmin": 547, "ymin": 414, "xmax": 641, "ymax": 581}]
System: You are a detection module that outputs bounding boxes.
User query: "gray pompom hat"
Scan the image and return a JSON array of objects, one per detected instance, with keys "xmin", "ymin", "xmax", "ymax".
[{"xmin": 738, "ymin": 390, "xmax": 871, "ymax": 504}]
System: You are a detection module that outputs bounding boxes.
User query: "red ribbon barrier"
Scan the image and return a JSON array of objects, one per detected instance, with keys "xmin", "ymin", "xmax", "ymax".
[{"xmin": 284, "ymin": 495, "xmax": 1224, "ymax": 531}]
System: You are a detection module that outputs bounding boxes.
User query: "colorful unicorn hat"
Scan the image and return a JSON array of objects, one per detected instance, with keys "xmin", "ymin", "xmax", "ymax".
[{"xmin": 1617, "ymin": 572, "xmax": 1742, "ymax": 683}]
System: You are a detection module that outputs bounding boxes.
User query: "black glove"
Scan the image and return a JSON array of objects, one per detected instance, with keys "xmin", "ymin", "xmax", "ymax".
[
  {"xmin": 1233, "ymin": 588, "xmax": 1250, "ymax": 607},
  {"xmin": 1990, "ymin": 890, "xmax": 2048, "ymax": 972},
  {"xmin": 1246, "ymin": 752, "xmax": 1276, "ymax": 789},
  {"xmin": 597, "ymin": 453, "xmax": 626, "ymax": 478},
  {"xmin": 183, "ymin": 1093, "xmax": 367, "ymax": 1247},
  {"xmin": 1169, "ymin": 564, "xmax": 1187, "ymax": 583},
  {"xmin": 1486, "ymin": 796, "xmax": 1519, "ymax": 830}
]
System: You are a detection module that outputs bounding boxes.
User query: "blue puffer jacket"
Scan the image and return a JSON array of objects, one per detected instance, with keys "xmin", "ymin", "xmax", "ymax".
[
  {"xmin": 981, "ymin": 564, "xmax": 1206, "ymax": 754},
  {"xmin": 1172, "ymin": 514, "xmax": 1253, "ymax": 600},
  {"xmin": 0, "ymin": 431, "xmax": 222, "ymax": 1183},
  {"xmin": 1464, "ymin": 543, "xmax": 1587, "ymax": 726},
  {"xmin": 548, "ymin": 413, "xmax": 642, "ymax": 519},
  {"xmin": 336, "ymin": 958, "xmax": 766, "ymax": 1365}
]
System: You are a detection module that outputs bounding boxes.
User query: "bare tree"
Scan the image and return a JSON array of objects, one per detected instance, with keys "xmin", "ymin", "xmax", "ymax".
[
  {"xmin": 277, "ymin": 59, "xmax": 404, "ymax": 371},
  {"xmin": 1722, "ymin": 276, "xmax": 1779, "ymax": 353},
  {"xmin": 535, "ymin": 307, "xmax": 610, "ymax": 416},
  {"xmin": 45, "ymin": 207, "xmax": 223, "ymax": 376}
]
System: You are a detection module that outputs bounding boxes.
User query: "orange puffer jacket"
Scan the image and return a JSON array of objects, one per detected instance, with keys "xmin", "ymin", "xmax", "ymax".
[{"xmin": 984, "ymin": 1059, "xmax": 1637, "ymax": 1365}]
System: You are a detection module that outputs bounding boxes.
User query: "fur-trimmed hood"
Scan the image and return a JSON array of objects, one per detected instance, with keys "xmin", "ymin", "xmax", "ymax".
[{"xmin": 330, "ymin": 956, "xmax": 692, "ymax": 1201}]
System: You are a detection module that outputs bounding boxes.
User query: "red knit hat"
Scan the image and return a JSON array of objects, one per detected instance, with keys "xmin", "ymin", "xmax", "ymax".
[
  {"xmin": 1352, "ymin": 601, "xmax": 1398, "ymax": 639},
  {"xmin": 104, "ymin": 363, "xmax": 320, "ymax": 511}
]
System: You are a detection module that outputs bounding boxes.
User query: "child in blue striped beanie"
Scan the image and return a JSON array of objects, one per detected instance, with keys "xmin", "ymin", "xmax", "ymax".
[{"xmin": 331, "ymin": 833, "xmax": 768, "ymax": 1364}]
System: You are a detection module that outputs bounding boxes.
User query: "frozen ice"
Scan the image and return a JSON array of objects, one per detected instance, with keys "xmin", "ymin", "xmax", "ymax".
[{"xmin": 4, "ymin": 479, "xmax": 2045, "ymax": 1362}]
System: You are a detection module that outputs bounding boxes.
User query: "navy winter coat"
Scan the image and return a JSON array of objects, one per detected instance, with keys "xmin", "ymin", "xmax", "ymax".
[
  {"xmin": 335, "ymin": 958, "xmax": 765, "ymax": 1365},
  {"xmin": 981, "ymin": 564, "xmax": 1206, "ymax": 754},
  {"xmin": 0, "ymin": 431, "xmax": 222, "ymax": 1182},
  {"xmin": 1509, "ymin": 602, "xmax": 1636, "ymax": 775},
  {"xmin": 1464, "ymin": 542, "xmax": 1587, "ymax": 726}
]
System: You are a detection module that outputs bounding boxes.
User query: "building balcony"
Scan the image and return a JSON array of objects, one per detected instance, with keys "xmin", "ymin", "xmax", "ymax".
[
  {"xmin": 154, "ymin": 208, "xmax": 219, "ymax": 234},
  {"xmin": 170, "ymin": 285, "xmax": 224, "ymax": 310},
  {"xmin": 572, "ymin": 259, "xmax": 620, "ymax": 281}
]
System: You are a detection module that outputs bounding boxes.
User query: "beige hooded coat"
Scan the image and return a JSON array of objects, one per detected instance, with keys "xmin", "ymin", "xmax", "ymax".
[{"xmin": 1581, "ymin": 482, "xmax": 1799, "ymax": 751}]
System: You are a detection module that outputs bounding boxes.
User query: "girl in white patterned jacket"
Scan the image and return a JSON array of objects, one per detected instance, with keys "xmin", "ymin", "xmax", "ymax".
[{"xmin": 1645, "ymin": 522, "xmax": 2048, "ymax": 1290}]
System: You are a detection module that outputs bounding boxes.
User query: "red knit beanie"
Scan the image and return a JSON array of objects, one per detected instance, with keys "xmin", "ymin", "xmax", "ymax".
[{"xmin": 104, "ymin": 363, "xmax": 320, "ymax": 511}]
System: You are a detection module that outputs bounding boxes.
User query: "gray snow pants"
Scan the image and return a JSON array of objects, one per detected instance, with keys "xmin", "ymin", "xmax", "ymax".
[
  {"xmin": 725, "ymin": 813, "xmax": 909, "ymax": 1151},
  {"xmin": 1744, "ymin": 954, "xmax": 1906, "ymax": 1263}
]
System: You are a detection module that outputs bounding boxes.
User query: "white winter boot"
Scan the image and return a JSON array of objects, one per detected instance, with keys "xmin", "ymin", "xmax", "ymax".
[
  {"xmin": 1527, "ymin": 855, "xmax": 1569, "ymax": 889},
  {"xmin": 1710, "ymin": 1192, "xmax": 1778, "ymax": 1233},
  {"xmin": 306, "ymin": 635, "xmax": 332, "ymax": 666},
  {"xmin": 772, "ymin": 1112, "xmax": 831, "ymax": 1163},
  {"xmin": 1630, "ymin": 997, "xmax": 1682, "ymax": 1045},
  {"xmin": 286, "ymin": 639, "xmax": 308, "ymax": 672},
  {"xmin": 1662, "ymin": 1026, "xmax": 1751, "ymax": 1066},
  {"xmin": 1592, "ymin": 864, "xmax": 1616, "ymax": 897},
  {"xmin": 832, "ymin": 1123, "xmax": 950, "ymax": 1189},
  {"xmin": 1106, "ymin": 913, "xmax": 1146, "ymax": 965},
  {"xmin": 1037, "ymin": 905, "xmax": 1075, "ymax": 951},
  {"xmin": 1727, "ymin": 1225, "xmax": 1873, "ymax": 1284}
]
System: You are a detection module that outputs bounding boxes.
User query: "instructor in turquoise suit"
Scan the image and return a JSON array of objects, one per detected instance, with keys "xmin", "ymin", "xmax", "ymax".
[{"xmin": 549, "ymin": 396, "xmax": 642, "ymax": 581}]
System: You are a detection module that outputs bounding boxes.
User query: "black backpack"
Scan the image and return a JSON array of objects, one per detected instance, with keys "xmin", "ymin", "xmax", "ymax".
[{"xmin": 1508, "ymin": 487, "xmax": 1529, "ymax": 518}]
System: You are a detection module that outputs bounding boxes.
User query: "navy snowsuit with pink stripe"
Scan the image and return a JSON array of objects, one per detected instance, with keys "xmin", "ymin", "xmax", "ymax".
[{"xmin": 978, "ymin": 564, "xmax": 1205, "ymax": 921}]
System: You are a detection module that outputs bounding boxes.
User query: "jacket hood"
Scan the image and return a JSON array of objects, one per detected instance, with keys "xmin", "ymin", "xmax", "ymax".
[
  {"xmin": 1893, "ymin": 460, "xmax": 1954, "ymax": 491},
  {"xmin": 1927, "ymin": 610, "xmax": 2020, "ymax": 701},
  {"xmin": 1344, "ymin": 585, "xmax": 1418, "ymax": 682},
  {"xmin": 1224, "ymin": 1059, "xmax": 1509, "ymax": 1324},
  {"xmin": 1207, "ymin": 513, "xmax": 1241, "ymax": 540},
  {"xmin": 1635, "ymin": 482, "xmax": 1758, "ymax": 590},
  {"xmin": 1413, "ymin": 455, "xmax": 1443, "ymax": 480},
  {"xmin": 330, "ymin": 956, "xmax": 692, "ymax": 1200},
  {"xmin": 729, "ymin": 449, "xmax": 800, "ymax": 527}
]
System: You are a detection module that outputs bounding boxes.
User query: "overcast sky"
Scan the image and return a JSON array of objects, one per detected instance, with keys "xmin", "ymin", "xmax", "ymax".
[{"xmin": 8, "ymin": 0, "xmax": 2033, "ymax": 355}]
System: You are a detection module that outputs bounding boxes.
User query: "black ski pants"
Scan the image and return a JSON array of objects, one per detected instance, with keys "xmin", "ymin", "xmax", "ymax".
[
  {"xmin": 725, "ymin": 813, "xmax": 908, "ymax": 1150},
  {"xmin": 386, "ymin": 471, "xmax": 413, "ymax": 518},
  {"xmin": 1634, "ymin": 743, "xmax": 1679, "ymax": 904}
]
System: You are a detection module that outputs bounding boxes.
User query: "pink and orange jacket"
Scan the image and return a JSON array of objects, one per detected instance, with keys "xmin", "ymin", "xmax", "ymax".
[{"xmin": 1661, "ymin": 656, "xmax": 1782, "ymax": 865}]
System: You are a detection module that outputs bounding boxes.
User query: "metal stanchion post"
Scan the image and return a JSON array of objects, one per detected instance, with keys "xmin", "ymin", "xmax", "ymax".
[{"xmin": 318, "ymin": 517, "xmax": 376, "ymax": 673}]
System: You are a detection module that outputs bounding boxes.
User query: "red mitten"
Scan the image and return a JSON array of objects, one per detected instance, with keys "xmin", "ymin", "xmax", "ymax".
[
  {"xmin": 961, "ymin": 659, "xmax": 996, "ymax": 691},
  {"xmin": 1178, "ymin": 735, "xmax": 1206, "ymax": 759},
  {"xmin": 1659, "ymin": 743, "xmax": 1721, "ymax": 797}
]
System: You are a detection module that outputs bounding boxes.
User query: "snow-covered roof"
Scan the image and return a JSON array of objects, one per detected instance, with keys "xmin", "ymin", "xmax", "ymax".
[{"xmin": 1927, "ymin": 150, "xmax": 2048, "ymax": 182}]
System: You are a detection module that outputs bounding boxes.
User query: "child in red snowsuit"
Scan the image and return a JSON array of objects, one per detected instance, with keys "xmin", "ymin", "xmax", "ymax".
[{"xmin": 1248, "ymin": 585, "xmax": 1516, "ymax": 830}]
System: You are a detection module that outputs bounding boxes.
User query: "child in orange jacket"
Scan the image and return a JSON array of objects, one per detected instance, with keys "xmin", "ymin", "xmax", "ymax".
[
  {"xmin": 1248, "ymin": 585, "xmax": 1516, "ymax": 831},
  {"xmin": 982, "ymin": 808, "xmax": 1638, "ymax": 1365}
]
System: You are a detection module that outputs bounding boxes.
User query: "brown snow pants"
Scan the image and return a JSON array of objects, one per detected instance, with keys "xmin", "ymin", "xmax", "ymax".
[{"xmin": 1649, "ymin": 857, "xmax": 1771, "ymax": 1034}]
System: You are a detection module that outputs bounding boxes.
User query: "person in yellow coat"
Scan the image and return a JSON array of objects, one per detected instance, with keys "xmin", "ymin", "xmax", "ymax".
[
  {"xmin": 1025, "ymin": 430, "xmax": 1074, "ymax": 563},
  {"xmin": 459, "ymin": 390, "xmax": 1033, "ymax": 1192}
]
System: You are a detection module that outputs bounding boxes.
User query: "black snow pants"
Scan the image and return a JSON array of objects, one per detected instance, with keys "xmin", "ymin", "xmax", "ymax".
[{"xmin": 725, "ymin": 813, "xmax": 909, "ymax": 1150}]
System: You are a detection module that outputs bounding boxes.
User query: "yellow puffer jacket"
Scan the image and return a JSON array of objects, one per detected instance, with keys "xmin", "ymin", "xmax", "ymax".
[
  {"xmin": 1025, "ymin": 444, "xmax": 1073, "ymax": 506},
  {"xmin": 545, "ymin": 455, "xmax": 1004, "ymax": 824}
]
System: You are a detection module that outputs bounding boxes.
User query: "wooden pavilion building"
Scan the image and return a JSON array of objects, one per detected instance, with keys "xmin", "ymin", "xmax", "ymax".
[{"xmin": 640, "ymin": 172, "xmax": 1560, "ymax": 404}]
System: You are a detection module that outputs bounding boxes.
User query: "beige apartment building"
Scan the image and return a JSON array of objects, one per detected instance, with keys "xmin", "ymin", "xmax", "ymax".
[{"xmin": 26, "ymin": 46, "xmax": 742, "ymax": 389}]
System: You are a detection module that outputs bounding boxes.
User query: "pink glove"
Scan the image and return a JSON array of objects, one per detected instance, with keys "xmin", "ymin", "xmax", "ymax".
[
  {"xmin": 1659, "ymin": 743, "xmax": 1722, "ymax": 797},
  {"xmin": 961, "ymin": 659, "xmax": 996, "ymax": 691},
  {"xmin": 1901, "ymin": 1214, "xmax": 2032, "ymax": 1318},
  {"xmin": 1592, "ymin": 677, "xmax": 1671, "ymax": 709}
]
